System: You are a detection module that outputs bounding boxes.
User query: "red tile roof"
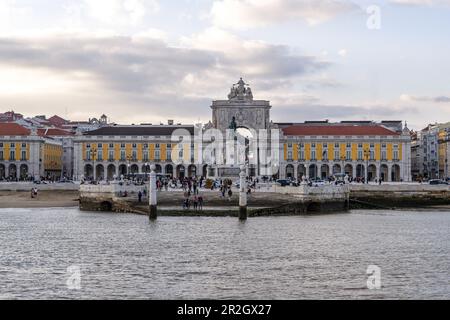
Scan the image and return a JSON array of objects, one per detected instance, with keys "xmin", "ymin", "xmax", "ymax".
[
  {"xmin": 0, "ymin": 123, "xmax": 73, "ymax": 137},
  {"xmin": 37, "ymin": 128, "xmax": 74, "ymax": 136},
  {"xmin": 282, "ymin": 125, "xmax": 399, "ymax": 136},
  {"xmin": 48, "ymin": 115, "xmax": 68, "ymax": 127},
  {"xmin": 0, "ymin": 123, "xmax": 30, "ymax": 135}
]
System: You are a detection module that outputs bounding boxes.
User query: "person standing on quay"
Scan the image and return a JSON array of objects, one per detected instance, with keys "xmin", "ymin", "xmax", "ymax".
[
  {"xmin": 193, "ymin": 196, "xmax": 198, "ymax": 211},
  {"xmin": 198, "ymin": 195, "xmax": 204, "ymax": 211},
  {"xmin": 228, "ymin": 189, "xmax": 233, "ymax": 201}
]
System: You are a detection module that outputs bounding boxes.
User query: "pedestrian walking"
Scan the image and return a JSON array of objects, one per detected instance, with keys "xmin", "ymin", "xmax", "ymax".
[
  {"xmin": 193, "ymin": 196, "xmax": 198, "ymax": 211},
  {"xmin": 198, "ymin": 196, "xmax": 204, "ymax": 211},
  {"xmin": 228, "ymin": 189, "xmax": 233, "ymax": 201}
]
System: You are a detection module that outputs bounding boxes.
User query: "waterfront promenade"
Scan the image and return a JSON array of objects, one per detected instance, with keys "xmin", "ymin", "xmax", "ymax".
[
  {"xmin": 0, "ymin": 181, "xmax": 449, "ymax": 212},
  {"xmin": 78, "ymin": 181, "xmax": 450, "ymax": 216}
]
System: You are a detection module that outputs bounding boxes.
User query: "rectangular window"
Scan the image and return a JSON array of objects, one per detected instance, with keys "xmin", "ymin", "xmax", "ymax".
[
  {"xmin": 22, "ymin": 143, "xmax": 26, "ymax": 148},
  {"xmin": 21, "ymin": 151, "xmax": 26, "ymax": 160},
  {"xmin": 347, "ymin": 143, "xmax": 351, "ymax": 148},
  {"xmin": 393, "ymin": 151, "xmax": 399, "ymax": 161},
  {"xmin": 358, "ymin": 150, "xmax": 363, "ymax": 160},
  {"xmin": 98, "ymin": 143, "xmax": 103, "ymax": 149},
  {"xmin": 120, "ymin": 150, "xmax": 126, "ymax": 161},
  {"xmin": 121, "ymin": 143, "xmax": 126, "ymax": 149},
  {"xmin": 143, "ymin": 151, "xmax": 149, "ymax": 162},
  {"xmin": 311, "ymin": 150, "xmax": 316, "ymax": 160},
  {"xmin": 156, "ymin": 144, "xmax": 160, "ymax": 149},
  {"xmin": 288, "ymin": 143, "xmax": 292, "ymax": 148},
  {"xmin": 346, "ymin": 150, "xmax": 352, "ymax": 160},
  {"xmin": 86, "ymin": 150, "xmax": 91, "ymax": 161},
  {"xmin": 109, "ymin": 150, "xmax": 114, "ymax": 161},
  {"xmin": 298, "ymin": 151, "xmax": 305, "ymax": 160},
  {"xmin": 167, "ymin": 144, "xmax": 172, "ymax": 149},
  {"xmin": 322, "ymin": 150, "xmax": 328, "ymax": 160},
  {"xmin": 334, "ymin": 150, "xmax": 340, "ymax": 160},
  {"xmin": 132, "ymin": 150, "xmax": 137, "ymax": 161},
  {"xmin": 335, "ymin": 143, "xmax": 340, "ymax": 148},
  {"xmin": 358, "ymin": 143, "xmax": 363, "ymax": 148},
  {"xmin": 311, "ymin": 143, "xmax": 316, "ymax": 148},
  {"xmin": 97, "ymin": 151, "xmax": 103, "ymax": 161},
  {"xmin": 382, "ymin": 151, "xmax": 387, "ymax": 160},
  {"xmin": 109, "ymin": 143, "xmax": 114, "ymax": 148},
  {"xmin": 370, "ymin": 151, "xmax": 375, "ymax": 160},
  {"xmin": 155, "ymin": 150, "xmax": 160, "ymax": 160},
  {"xmin": 179, "ymin": 150, "xmax": 184, "ymax": 159},
  {"xmin": 10, "ymin": 143, "xmax": 15, "ymax": 148},
  {"xmin": 132, "ymin": 143, "xmax": 137, "ymax": 149},
  {"xmin": 287, "ymin": 151, "xmax": 293, "ymax": 160},
  {"xmin": 166, "ymin": 150, "xmax": 172, "ymax": 161}
]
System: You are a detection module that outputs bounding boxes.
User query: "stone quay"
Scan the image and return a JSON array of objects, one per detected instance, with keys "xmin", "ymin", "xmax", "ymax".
[
  {"xmin": 78, "ymin": 182, "xmax": 450, "ymax": 217},
  {"xmin": 79, "ymin": 182, "xmax": 351, "ymax": 216}
]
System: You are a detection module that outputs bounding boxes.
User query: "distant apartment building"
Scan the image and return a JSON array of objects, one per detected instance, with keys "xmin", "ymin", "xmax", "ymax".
[
  {"xmin": 412, "ymin": 122, "xmax": 450, "ymax": 180},
  {"xmin": 438, "ymin": 127, "xmax": 450, "ymax": 179},
  {"xmin": 0, "ymin": 111, "xmax": 24, "ymax": 122}
]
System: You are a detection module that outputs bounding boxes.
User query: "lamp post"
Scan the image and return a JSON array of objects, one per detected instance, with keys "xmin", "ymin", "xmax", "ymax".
[
  {"xmin": 363, "ymin": 148, "xmax": 370, "ymax": 184},
  {"xmin": 340, "ymin": 154, "xmax": 346, "ymax": 175},
  {"xmin": 91, "ymin": 147, "xmax": 97, "ymax": 181},
  {"xmin": 126, "ymin": 154, "xmax": 132, "ymax": 177}
]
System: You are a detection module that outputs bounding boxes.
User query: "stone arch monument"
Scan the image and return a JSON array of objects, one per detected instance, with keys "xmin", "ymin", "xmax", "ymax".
[
  {"xmin": 209, "ymin": 78, "xmax": 273, "ymax": 178},
  {"xmin": 211, "ymin": 78, "xmax": 272, "ymax": 132}
]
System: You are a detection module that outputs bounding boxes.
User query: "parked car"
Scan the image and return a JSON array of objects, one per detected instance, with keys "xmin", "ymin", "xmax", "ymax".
[
  {"xmin": 276, "ymin": 179, "xmax": 290, "ymax": 187},
  {"xmin": 312, "ymin": 180, "xmax": 326, "ymax": 187},
  {"xmin": 429, "ymin": 179, "xmax": 448, "ymax": 185}
]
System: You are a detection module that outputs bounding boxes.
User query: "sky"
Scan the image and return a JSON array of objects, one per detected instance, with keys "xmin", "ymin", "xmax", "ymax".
[{"xmin": 0, "ymin": 0, "xmax": 449, "ymax": 130}]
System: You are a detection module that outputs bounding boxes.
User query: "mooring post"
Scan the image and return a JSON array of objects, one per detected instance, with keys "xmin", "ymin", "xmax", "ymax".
[
  {"xmin": 239, "ymin": 165, "xmax": 248, "ymax": 220},
  {"xmin": 149, "ymin": 164, "xmax": 157, "ymax": 220}
]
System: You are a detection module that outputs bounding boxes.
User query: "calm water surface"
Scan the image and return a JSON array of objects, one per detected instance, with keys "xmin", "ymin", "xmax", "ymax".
[{"xmin": 0, "ymin": 208, "xmax": 449, "ymax": 300}]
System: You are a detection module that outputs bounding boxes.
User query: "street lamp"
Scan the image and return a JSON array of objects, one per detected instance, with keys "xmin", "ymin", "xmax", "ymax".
[
  {"xmin": 126, "ymin": 154, "xmax": 133, "ymax": 176},
  {"xmin": 363, "ymin": 148, "xmax": 370, "ymax": 184},
  {"xmin": 91, "ymin": 147, "xmax": 97, "ymax": 181},
  {"xmin": 340, "ymin": 154, "xmax": 346, "ymax": 175}
]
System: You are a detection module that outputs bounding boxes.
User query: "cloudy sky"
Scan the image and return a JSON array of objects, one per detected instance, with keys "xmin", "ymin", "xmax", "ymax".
[{"xmin": 0, "ymin": 0, "xmax": 449, "ymax": 129}]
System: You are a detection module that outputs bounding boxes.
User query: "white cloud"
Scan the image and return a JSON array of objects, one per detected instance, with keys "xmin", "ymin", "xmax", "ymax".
[
  {"xmin": 0, "ymin": 31, "xmax": 328, "ymax": 123},
  {"xmin": 338, "ymin": 49, "xmax": 347, "ymax": 57},
  {"xmin": 210, "ymin": 0, "xmax": 359, "ymax": 30},
  {"xmin": 400, "ymin": 94, "xmax": 450, "ymax": 103},
  {"xmin": 390, "ymin": 0, "xmax": 450, "ymax": 5},
  {"xmin": 83, "ymin": 0, "xmax": 159, "ymax": 26},
  {"xmin": 0, "ymin": 0, "xmax": 33, "ymax": 32},
  {"xmin": 132, "ymin": 28, "xmax": 168, "ymax": 42},
  {"xmin": 180, "ymin": 27, "xmax": 327, "ymax": 81}
]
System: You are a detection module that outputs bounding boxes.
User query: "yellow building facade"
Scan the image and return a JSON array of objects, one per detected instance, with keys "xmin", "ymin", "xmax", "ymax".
[
  {"xmin": 73, "ymin": 125, "xmax": 206, "ymax": 181},
  {"xmin": 0, "ymin": 123, "xmax": 63, "ymax": 180},
  {"xmin": 281, "ymin": 123, "xmax": 412, "ymax": 182}
]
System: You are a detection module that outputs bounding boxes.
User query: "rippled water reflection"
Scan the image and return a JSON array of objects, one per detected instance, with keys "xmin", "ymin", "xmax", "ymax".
[{"xmin": 0, "ymin": 208, "xmax": 449, "ymax": 300}]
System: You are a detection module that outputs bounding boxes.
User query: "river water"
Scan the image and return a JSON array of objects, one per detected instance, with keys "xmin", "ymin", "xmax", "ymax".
[{"xmin": 0, "ymin": 207, "xmax": 449, "ymax": 300}]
